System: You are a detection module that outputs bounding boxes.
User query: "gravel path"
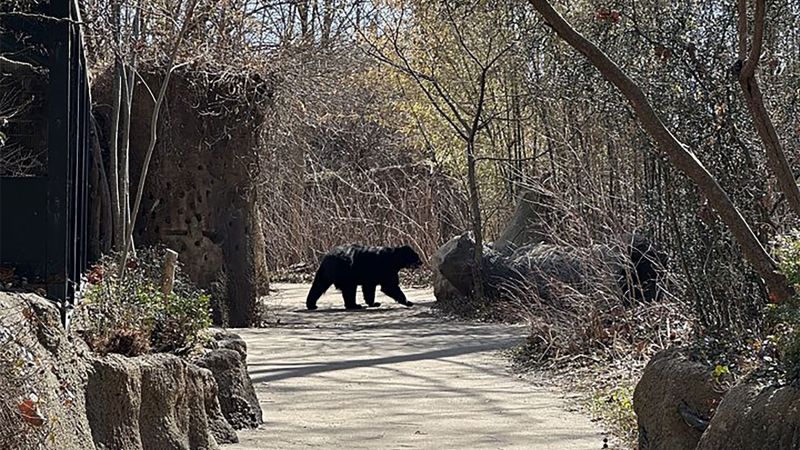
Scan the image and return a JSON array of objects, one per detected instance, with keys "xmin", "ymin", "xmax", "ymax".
[{"xmin": 224, "ymin": 283, "xmax": 604, "ymax": 449}]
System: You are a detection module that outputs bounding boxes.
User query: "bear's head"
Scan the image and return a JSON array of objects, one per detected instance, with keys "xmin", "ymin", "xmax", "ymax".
[{"xmin": 396, "ymin": 245, "xmax": 423, "ymax": 269}]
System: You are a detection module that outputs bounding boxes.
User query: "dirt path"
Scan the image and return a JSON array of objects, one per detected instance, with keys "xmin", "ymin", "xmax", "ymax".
[{"xmin": 225, "ymin": 283, "xmax": 604, "ymax": 449}]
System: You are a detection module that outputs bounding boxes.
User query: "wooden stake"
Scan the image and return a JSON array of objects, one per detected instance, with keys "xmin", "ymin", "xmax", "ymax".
[{"xmin": 161, "ymin": 249, "xmax": 178, "ymax": 297}]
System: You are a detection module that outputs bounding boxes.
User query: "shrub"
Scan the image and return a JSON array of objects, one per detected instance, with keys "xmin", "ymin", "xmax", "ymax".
[
  {"xmin": 769, "ymin": 231, "xmax": 800, "ymax": 380},
  {"xmin": 76, "ymin": 247, "xmax": 211, "ymax": 356}
]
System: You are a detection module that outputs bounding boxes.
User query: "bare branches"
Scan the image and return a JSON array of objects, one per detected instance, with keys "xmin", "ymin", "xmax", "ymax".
[
  {"xmin": 119, "ymin": 0, "xmax": 201, "ymax": 278},
  {"xmin": 736, "ymin": 0, "xmax": 800, "ymax": 218},
  {"xmin": 528, "ymin": 0, "xmax": 793, "ymax": 303},
  {"xmin": 0, "ymin": 55, "xmax": 44, "ymax": 74}
]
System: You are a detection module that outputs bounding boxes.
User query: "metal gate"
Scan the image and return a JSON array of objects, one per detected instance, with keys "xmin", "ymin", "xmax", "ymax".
[{"xmin": 0, "ymin": 0, "xmax": 90, "ymax": 327}]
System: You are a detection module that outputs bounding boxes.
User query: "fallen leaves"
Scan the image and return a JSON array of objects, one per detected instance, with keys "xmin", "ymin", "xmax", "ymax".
[{"xmin": 18, "ymin": 394, "xmax": 45, "ymax": 427}]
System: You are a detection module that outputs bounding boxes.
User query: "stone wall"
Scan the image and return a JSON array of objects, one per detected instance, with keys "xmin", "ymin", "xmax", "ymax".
[{"xmin": 95, "ymin": 69, "xmax": 271, "ymax": 326}]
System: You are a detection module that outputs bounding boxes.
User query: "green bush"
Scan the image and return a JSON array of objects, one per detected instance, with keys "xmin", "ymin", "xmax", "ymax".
[{"xmin": 76, "ymin": 247, "xmax": 211, "ymax": 356}]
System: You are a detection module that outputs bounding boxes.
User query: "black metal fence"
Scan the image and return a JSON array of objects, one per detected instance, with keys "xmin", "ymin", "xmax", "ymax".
[{"xmin": 0, "ymin": 0, "xmax": 90, "ymax": 327}]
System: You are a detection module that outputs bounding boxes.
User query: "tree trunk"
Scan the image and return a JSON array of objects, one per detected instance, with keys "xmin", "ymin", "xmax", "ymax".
[
  {"xmin": 109, "ymin": 0, "xmax": 123, "ymax": 250},
  {"xmin": 737, "ymin": 0, "xmax": 800, "ymax": 217},
  {"xmin": 119, "ymin": 0, "xmax": 199, "ymax": 279},
  {"xmin": 161, "ymin": 249, "xmax": 179, "ymax": 297},
  {"xmin": 494, "ymin": 188, "xmax": 554, "ymax": 253},
  {"xmin": 91, "ymin": 116, "xmax": 113, "ymax": 254},
  {"xmin": 109, "ymin": 62, "xmax": 123, "ymax": 250},
  {"xmin": 466, "ymin": 140, "xmax": 485, "ymax": 301},
  {"xmin": 528, "ymin": 0, "xmax": 793, "ymax": 302}
]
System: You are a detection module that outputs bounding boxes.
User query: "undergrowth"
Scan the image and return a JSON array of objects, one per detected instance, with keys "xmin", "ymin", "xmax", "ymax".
[{"xmin": 75, "ymin": 247, "xmax": 212, "ymax": 356}]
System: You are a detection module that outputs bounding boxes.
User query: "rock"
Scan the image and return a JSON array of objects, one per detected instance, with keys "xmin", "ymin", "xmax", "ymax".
[
  {"xmin": 86, "ymin": 355, "xmax": 143, "ymax": 450},
  {"xmin": 86, "ymin": 352, "xmax": 233, "ymax": 450},
  {"xmin": 432, "ymin": 231, "xmax": 668, "ymax": 313},
  {"xmin": 0, "ymin": 292, "xmax": 239, "ymax": 450},
  {"xmin": 196, "ymin": 366, "xmax": 239, "ymax": 445},
  {"xmin": 493, "ymin": 189, "xmax": 555, "ymax": 254},
  {"xmin": 435, "ymin": 232, "xmax": 524, "ymax": 300},
  {"xmin": 431, "ymin": 238, "xmax": 467, "ymax": 308},
  {"xmin": 633, "ymin": 349, "xmax": 725, "ymax": 450},
  {"xmin": 510, "ymin": 244, "xmax": 591, "ymax": 302},
  {"xmin": 138, "ymin": 355, "xmax": 220, "ymax": 450},
  {"xmin": 208, "ymin": 330, "xmax": 247, "ymax": 360},
  {"xmin": 696, "ymin": 382, "xmax": 800, "ymax": 450},
  {"xmin": 196, "ymin": 333, "xmax": 262, "ymax": 429},
  {"xmin": 0, "ymin": 293, "xmax": 96, "ymax": 450}
]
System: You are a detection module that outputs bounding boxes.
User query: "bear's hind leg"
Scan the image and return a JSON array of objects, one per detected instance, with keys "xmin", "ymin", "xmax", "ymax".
[
  {"xmin": 306, "ymin": 270, "xmax": 333, "ymax": 310},
  {"xmin": 363, "ymin": 285, "xmax": 381, "ymax": 307}
]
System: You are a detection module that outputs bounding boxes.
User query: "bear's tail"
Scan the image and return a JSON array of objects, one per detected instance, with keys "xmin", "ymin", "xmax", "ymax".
[{"xmin": 306, "ymin": 269, "xmax": 332, "ymax": 310}]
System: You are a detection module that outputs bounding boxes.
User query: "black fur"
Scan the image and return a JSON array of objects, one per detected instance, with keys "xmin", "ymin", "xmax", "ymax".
[
  {"xmin": 616, "ymin": 233, "xmax": 668, "ymax": 304},
  {"xmin": 306, "ymin": 244, "xmax": 423, "ymax": 310}
]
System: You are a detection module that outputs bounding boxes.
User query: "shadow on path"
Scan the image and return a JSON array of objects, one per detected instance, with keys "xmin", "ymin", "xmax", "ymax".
[{"xmin": 249, "ymin": 337, "xmax": 522, "ymax": 383}]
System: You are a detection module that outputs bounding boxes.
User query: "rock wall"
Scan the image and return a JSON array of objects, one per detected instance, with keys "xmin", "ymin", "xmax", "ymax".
[
  {"xmin": 633, "ymin": 348, "xmax": 725, "ymax": 450},
  {"xmin": 0, "ymin": 292, "xmax": 257, "ymax": 450},
  {"xmin": 633, "ymin": 348, "xmax": 800, "ymax": 450},
  {"xmin": 0, "ymin": 292, "xmax": 96, "ymax": 450},
  {"xmin": 695, "ymin": 382, "xmax": 800, "ymax": 450},
  {"xmin": 94, "ymin": 69, "xmax": 271, "ymax": 326}
]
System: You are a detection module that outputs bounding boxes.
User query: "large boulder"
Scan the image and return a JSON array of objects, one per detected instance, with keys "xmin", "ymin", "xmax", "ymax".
[
  {"xmin": 696, "ymin": 382, "xmax": 800, "ymax": 450},
  {"xmin": 431, "ymin": 242, "xmax": 463, "ymax": 307},
  {"xmin": 85, "ymin": 355, "xmax": 143, "ymax": 450},
  {"xmin": 0, "ymin": 293, "xmax": 96, "ymax": 450},
  {"xmin": 434, "ymin": 232, "xmax": 524, "ymax": 300},
  {"xmin": 633, "ymin": 349, "xmax": 726, "ymax": 450},
  {"xmin": 195, "ymin": 332, "xmax": 262, "ymax": 429},
  {"xmin": 493, "ymin": 189, "xmax": 555, "ymax": 254},
  {"xmin": 432, "ymin": 232, "xmax": 667, "ymax": 311},
  {"xmin": 86, "ymin": 352, "xmax": 238, "ymax": 449}
]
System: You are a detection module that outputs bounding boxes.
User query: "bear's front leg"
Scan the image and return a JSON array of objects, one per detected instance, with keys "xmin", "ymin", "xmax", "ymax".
[
  {"xmin": 380, "ymin": 284, "xmax": 413, "ymax": 307},
  {"xmin": 341, "ymin": 285, "xmax": 363, "ymax": 310},
  {"xmin": 363, "ymin": 285, "xmax": 381, "ymax": 307}
]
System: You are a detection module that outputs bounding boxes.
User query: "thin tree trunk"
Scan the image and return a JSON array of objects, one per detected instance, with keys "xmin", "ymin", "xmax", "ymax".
[
  {"xmin": 466, "ymin": 140, "xmax": 485, "ymax": 300},
  {"xmin": 321, "ymin": 0, "xmax": 333, "ymax": 47},
  {"xmin": 91, "ymin": 116, "xmax": 113, "ymax": 253},
  {"xmin": 108, "ymin": 0, "xmax": 123, "ymax": 250},
  {"xmin": 119, "ymin": 4, "xmax": 140, "ymax": 255},
  {"xmin": 119, "ymin": 0, "xmax": 199, "ymax": 278},
  {"xmin": 528, "ymin": 0, "xmax": 793, "ymax": 302},
  {"xmin": 109, "ymin": 63, "xmax": 123, "ymax": 249},
  {"xmin": 737, "ymin": 0, "xmax": 800, "ymax": 216}
]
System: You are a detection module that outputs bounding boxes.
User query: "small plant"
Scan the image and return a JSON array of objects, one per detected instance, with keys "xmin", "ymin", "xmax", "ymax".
[
  {"xmin": 769, "ymin": 232, "xmax": 800, "ymax": 380},
  {"xmin": 712, "ymin": 364, "xmax": 730, "ymax": 381},
  {"xmin": 774, "ymin": 231, "xmax": 800, "ymax": 287},
  {"xmin": 590, "ymin": 385, "xmax": 637, "ymax": 447},
  {"xmin": 76, "ymin": 247, "xmax": 211, "ymax": 356}
]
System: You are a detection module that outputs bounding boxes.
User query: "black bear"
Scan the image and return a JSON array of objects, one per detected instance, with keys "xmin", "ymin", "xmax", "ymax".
[
  {"xmin": 616, "ymin": 233, "xmax": 668, "ymax": 304},
  {"xmin": 305, "ymin": 244, "xmax": 423, "ymax": 310}
]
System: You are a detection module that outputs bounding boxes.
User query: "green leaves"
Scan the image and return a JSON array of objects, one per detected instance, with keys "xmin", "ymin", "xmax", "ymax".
[
  {"xmin": 774, "ymin": 231, "xmax": 800, "ymax": 288},
  {"xmin": 78, "ymin": 247, "xmax": 212, "ymax": 355}
]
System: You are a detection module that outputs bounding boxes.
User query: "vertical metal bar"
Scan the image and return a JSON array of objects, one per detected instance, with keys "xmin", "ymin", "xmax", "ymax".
[
  {"xmin": 75, "ymin": 17, "xmax": 90, "ymax": 315},
  {"xmin": 66, "ymin": 12, "xmax": 78, "ymax": 328},
  {"xmin": 80, "ymin": 53, "xmax": 90, "ymax": 278},
  {"xmin": 45, "ymin": 0, "xmax": 70, "ymax": 327}
]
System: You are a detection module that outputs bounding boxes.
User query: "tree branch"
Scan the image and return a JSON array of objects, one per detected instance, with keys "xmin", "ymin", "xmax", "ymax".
[{"xmin": 528, "ymin": 0, "xmax": 793, "ymax": 302}]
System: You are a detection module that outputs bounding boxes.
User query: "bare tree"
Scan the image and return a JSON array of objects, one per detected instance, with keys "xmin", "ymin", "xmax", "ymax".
[
  {"xmin": 527, "ymin": 0, "xmax": 794, "ymax": 303},
  {"xmin": 118, "ymin": 0, "xmax": 200, "ymax": 277},
  {"xmin": 736, "ymin": 0, "xmax": 800, "ymax": 217},
  {"xmin": 363, "ymin": 2, "xmax": 515, "ymax": 300}
]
